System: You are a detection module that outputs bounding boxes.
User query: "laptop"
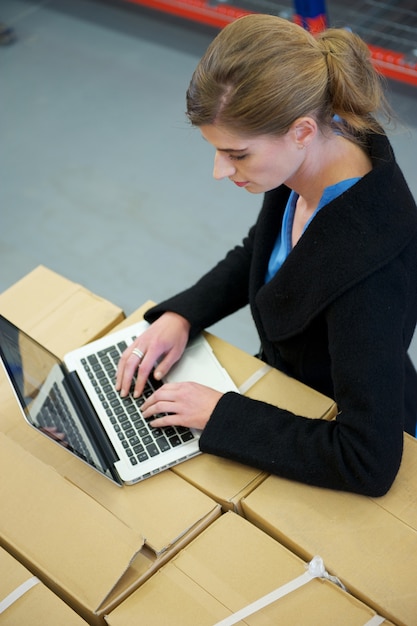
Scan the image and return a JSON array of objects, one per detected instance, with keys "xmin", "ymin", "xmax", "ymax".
[{"xmin": 0, "ymin": 314, "xmax": 239, "ymax": 485}]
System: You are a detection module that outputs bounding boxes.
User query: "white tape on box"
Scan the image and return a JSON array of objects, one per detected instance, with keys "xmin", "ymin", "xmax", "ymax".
[
  {"xmin": 363, "ymin": 617, "xmax": 385, "ymax": 626},
  {"xmin": 213, "ymin": 556, "xmax": 383, "ymax": 626},
  {"xmin": 238, "ymin": 364, "xmax": 272, "ymax": 395},
  {"xmin": 0, "ymin": 576, "xmax": 40, "ymax": 615}
]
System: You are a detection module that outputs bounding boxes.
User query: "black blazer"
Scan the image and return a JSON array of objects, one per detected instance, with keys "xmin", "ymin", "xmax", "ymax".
[{"xmin": 145, "ymin": 133, "xmax": 417, "ymax": 496}]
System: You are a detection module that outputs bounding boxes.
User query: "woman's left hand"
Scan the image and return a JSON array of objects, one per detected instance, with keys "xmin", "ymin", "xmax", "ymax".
[{"xmin": 141, "ymin": 381, "xmax": 223, "ymax": 431}]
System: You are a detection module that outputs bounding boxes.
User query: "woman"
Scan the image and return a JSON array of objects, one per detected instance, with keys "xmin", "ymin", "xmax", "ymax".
[{"xmin": 116, "ymin": 15, "xmax": 417, "ymax": 496}]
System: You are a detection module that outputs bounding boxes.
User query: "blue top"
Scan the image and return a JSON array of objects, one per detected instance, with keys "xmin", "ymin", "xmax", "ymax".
[{"xmin": 265, "ymin": 177, "xmax": 361, "ymax": 283}]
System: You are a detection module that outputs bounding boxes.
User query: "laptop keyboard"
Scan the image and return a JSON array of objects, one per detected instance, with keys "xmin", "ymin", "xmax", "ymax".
[{"xmin": 81, "ymin": 341, "xmax": 196, "ymax": 466}]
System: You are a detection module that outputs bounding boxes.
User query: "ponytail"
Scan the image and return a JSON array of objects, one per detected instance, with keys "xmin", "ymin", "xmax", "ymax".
[{"xmin": 316, "ymin": 28, "xmax": 392, "ymax": 137}]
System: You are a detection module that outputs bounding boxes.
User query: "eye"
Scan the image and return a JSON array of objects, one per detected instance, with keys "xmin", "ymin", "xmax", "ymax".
[{"xmin": 229, "ymin": 154, "xmax": 247, "ymax": 161}]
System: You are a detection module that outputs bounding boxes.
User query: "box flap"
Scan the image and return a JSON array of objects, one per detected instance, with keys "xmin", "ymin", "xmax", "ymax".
[
  {"xmin": 106, "ymin": 513, "xmax": 391, "ymax": 625},
  {"xmin": 68, "ymin": 467, "xmax": 221, "ymax": 556},
  {"xmin": 0, "ymin": 396, "xmax": 220, "ymax": 559},
  {"xmin": 0, "ymin": 433, "xmax": 144, "ymax": 613},
  {"xmin": 0, "ymin": 266, "xmax": 124, "ymax": 357},
  {"xmin": 99, "ymin": 502, "xmax": 221, "ymax": 616}
]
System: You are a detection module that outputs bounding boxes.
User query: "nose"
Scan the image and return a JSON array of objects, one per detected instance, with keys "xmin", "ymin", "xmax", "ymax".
[{"xmin": 213, "ymin": 151, "xmax": 236, "ymax": 180}]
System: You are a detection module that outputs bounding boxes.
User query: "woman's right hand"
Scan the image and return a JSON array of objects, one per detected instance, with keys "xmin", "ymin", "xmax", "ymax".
[{"xmin": 115, "ymin": 311, "xmax": 191, "ymax": 399}]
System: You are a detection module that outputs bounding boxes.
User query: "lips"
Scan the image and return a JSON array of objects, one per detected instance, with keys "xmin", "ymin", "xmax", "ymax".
[{"xmin": 233, "ymin": 181, "xmax": 249, "ymax": 188}]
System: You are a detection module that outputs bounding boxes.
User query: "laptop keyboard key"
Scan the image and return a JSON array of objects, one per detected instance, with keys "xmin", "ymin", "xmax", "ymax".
[{"xmin": 81, "ymin": 341, "xmax": 196, "ymax": 467}]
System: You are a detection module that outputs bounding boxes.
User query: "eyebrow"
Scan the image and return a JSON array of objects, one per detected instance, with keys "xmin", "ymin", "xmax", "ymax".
[
  {"xmin": 201, "ymin": 137, "xmax": 248, "ymax": 153},
  {"xmin": 216, "ymin": 147, "xmax": 248, "ymax": 153}
]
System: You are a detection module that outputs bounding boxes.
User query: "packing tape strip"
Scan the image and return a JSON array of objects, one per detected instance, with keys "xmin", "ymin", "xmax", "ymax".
[
  {"xmin": 238, "ymin": 363, "xmax": 272, "ymax": 395},
  {"xmin": 363, "ymin": 617, "xmax": 386, "ymax": 626},
  {"xmin": 0, "ymin": 576, "xmax": 40, "ymax": 615},
  {"xmin": 213, "ymin": 556, "xmax": 383, "ymax": 626},
  {"xmin": 214, "ymin": 556, "xmax": 331, "ymax": 626}
]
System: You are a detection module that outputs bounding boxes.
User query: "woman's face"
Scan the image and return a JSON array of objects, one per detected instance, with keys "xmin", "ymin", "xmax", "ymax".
[{"xmin": 200, "ymin": 123, "xmax": 305, "ymax": 194}]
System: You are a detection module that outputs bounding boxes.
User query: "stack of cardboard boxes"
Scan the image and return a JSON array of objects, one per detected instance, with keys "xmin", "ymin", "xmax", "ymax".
[{"xmin": 0, "ymin": 267, "xmax": 415, "ymax": 625}]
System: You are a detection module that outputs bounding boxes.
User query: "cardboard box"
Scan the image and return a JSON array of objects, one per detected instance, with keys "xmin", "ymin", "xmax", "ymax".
[
  {"xmin": 0, "ymin": 433, "xmax": 220, "ymax": 626},
  {"xmin": 241, "ymin": 434, "xmax": 417, "ymax": 626},
  {"xmin": 0, "ymin": 265, "xmax": 123, "ymax": 441},
  {"xmin": 0, "ymin": 265, "xmax": 124, "ymax": 358},
  {"xmin": 114, "ymin": 305, "xmax": 338, "ymax": 511},
  {"xmin": 0, "ymin": 273, "xmax": 221, "ymax": 625},
  {"xmin": 105, "ymin": 512, "xmax": 393, "ymax": 625},
  {"xmin": 0, "ymin": 546, "xmax": 88, "ymax": 625}
]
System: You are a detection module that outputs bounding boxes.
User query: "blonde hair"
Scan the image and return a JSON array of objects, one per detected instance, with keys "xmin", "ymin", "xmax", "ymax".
[{"xmin": 186, "ymin": 14, "xmax": 391, "ymax": 141}]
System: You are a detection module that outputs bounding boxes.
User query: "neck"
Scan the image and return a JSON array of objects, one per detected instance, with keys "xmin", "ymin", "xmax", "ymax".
[{"xmin": 289, "ymin": 134, "xmax": 372, "ymax": 212}]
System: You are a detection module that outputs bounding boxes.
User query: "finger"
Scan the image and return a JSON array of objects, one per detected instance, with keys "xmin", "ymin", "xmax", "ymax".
[
  {"xmin": 115, "ymin": 346, "xmax": 135, "ymax": 390},
  {"xmin": 141, "ymin": 397, "xmax": 176, "ymax": 420},
  {"xmin": 131, "ymin": 347, "xmax": 145, "ymax": 362},
  {"xmin": 152, "ymin": 351, "xmax": 182, "ymax": 381},
  {"xmin": 148, "ymin": 414, "xmax": 178, "ymax": 428},
  {"xmin": 117, "ymin": 348, "xmax": 146, "ymax": 396},
  {"xmin": 132, "ymin": 358, "xmax": 154, "ymax": 398},
  {"xmin": 140, "ymin": 383, "xmax": 177, "ymax": 409}
]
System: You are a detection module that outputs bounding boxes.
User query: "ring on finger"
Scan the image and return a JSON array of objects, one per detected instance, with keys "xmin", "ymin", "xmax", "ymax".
[{"xmin": 132, "ymin": 348, "xmax": 145, "ymax": 362}]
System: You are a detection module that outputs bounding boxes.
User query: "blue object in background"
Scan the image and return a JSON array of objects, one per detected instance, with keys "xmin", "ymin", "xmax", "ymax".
[{"xmin": 294, "ymin": 0, "xmax": 329, "ymax": 32}]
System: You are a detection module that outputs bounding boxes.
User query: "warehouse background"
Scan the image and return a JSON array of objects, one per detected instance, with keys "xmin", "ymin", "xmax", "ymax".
[{"xmin": 1, "ymin": 0, "xmax": 417, "ymax": 364}]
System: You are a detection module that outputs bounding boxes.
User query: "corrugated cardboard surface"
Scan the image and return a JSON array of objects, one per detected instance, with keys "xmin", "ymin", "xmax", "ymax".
[
  {"xmin": 105, "ymin": 512, "xmax": 392, "ymax": 626},
  {"xmin": 0, "ymin": 547, "xmax": 89, "ymax": 625},
  {"xmin": 241, "ymin": 434, "xmax": 417, "ymax": 626},
  {"xmin": 0, "ymin": 433, "xmax": 144, "ymax": 623},
  {"xmin": 0, "ymin": 265, "xmax": 124, "ymax": 357},
  {"xmin": 0, "ymin": 432, "xmax": 221, "ymax": 625},
  {"xmin": 173, "ymin": 455, "xmax": 267, "ymax": 513}
]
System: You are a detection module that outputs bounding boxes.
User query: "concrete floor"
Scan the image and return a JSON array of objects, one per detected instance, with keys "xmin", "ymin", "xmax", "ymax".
[{"xmin": 2, "ymin": 0, "xmax": 417, "ymax": 366}]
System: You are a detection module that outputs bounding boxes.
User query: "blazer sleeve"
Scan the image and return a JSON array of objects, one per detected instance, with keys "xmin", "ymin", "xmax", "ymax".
[
  {"xmin": 144, "ymin": 224, "xmax": 256, "ymax": 336},
  {"xmin": 199, "ymin": 260, "xmax": 410, "ymax": 497}
]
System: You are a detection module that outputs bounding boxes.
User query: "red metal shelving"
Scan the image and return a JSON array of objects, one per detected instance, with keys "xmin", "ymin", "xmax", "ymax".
[
  {"xmin": 124, "ymin": 0, "xmax": 249, "ymax": 29},
  {"xmin": 368, "ymin": 45, "xmax": 417, "ymax": 87},
  {"xmin": 124, "ymin": 0, "xmax": 417, "ymax": 87}
]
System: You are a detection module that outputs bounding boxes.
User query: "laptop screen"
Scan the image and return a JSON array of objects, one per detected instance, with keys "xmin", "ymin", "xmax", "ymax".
[
  {"xmin": 0, "ymin": 315, "xmax": 117, "ymax": 481},
  {"xmin": 0, "ymin": 316, "xmax": 57, "ymax": 405}
]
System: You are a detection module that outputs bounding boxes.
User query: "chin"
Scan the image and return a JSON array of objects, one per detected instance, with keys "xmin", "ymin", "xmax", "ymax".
[{"xmin": 244, "ymin": 184, "xmax": 263, "ymax": 194}]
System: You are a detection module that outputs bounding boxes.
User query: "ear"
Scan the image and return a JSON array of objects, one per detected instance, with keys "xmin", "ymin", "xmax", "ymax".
[{"xmin": 291, "ymin": 117, "xmax": 317, "ymax": 149}]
